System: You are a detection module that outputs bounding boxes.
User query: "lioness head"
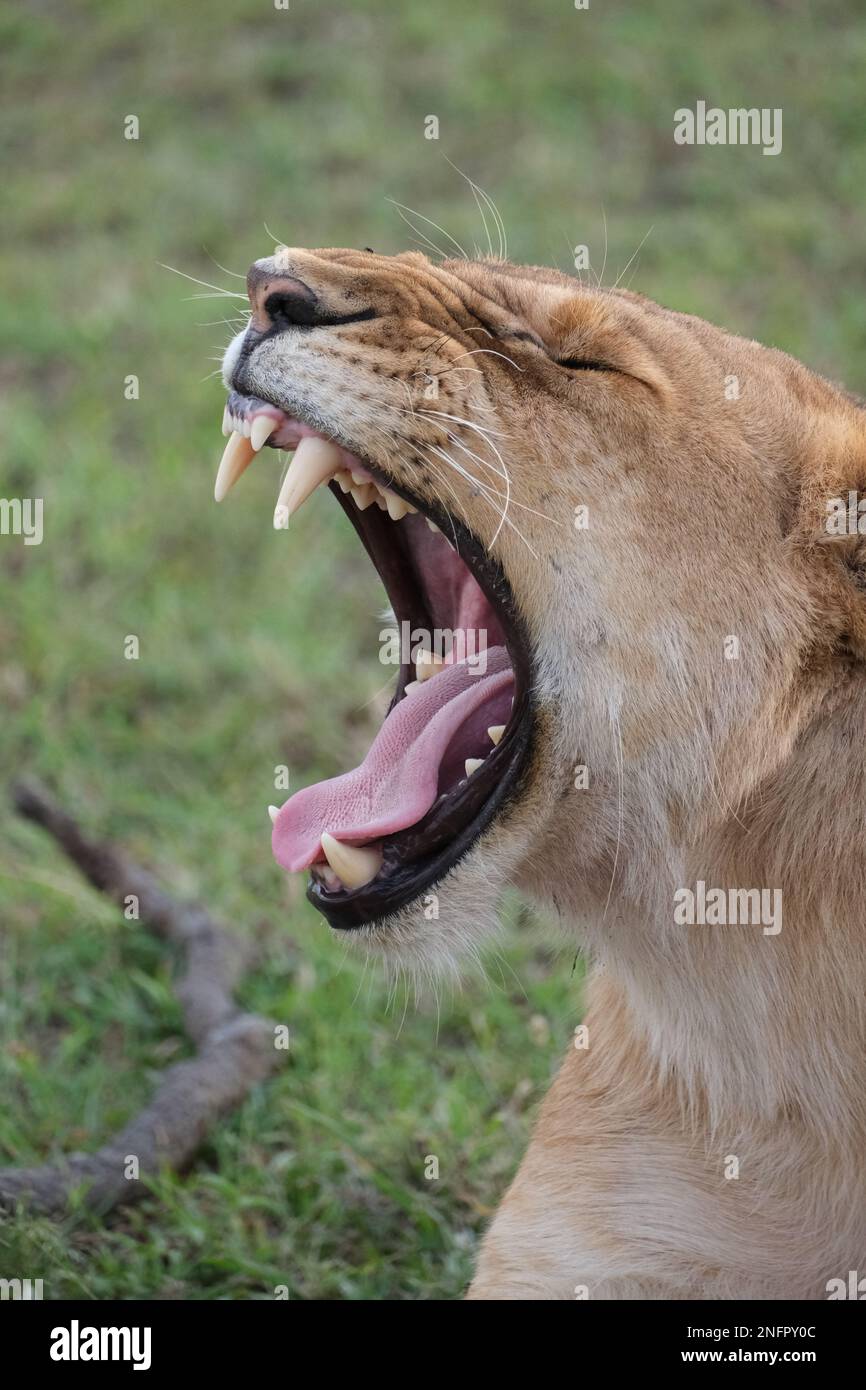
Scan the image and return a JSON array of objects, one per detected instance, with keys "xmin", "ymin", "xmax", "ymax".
[{"xmin": 216, "ymin": 246, "xmax": 865, "ymax": 972}]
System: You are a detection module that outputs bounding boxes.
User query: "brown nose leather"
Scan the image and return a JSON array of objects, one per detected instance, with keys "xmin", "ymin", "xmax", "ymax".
[{"xmin": 246, "ymin": 270, "xmax": 317, "ymax": 332}]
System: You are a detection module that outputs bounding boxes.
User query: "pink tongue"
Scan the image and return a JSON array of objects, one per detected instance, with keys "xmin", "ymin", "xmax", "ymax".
[{"xmin": 272, "ymin": 646, "xmax": 514, "ymax": 872}]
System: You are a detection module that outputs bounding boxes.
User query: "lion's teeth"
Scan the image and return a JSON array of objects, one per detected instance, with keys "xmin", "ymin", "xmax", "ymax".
[
  {"xmin": 350, "ymin": 470, "xmax": 367, "ymax": 485},
  {"xmin": 251, "ymin": 416, "xmax": 277, "ymax": 451},
  {"xmin": 426, "ymin": 518, "xmax": 440, "ymax": 533},
  {"xmin": 273, "ymin": 436, "xmax": 343, "ymax": 528},
  {"xmin": 384, "ymin": 490, "xmax": 411, "ymax": 521},
  {"xmin": 268, "ymin": 805, "xmax": 279, "ymax": 824},
  {"xmin": 416, "ymin": 650, "xmax": 445, "ymax": 682},
  {"xmin": 335, "ymin": 470, "xmax": 354, "ymax": 493},
  {"xmin": 221, "ymin": 407, "xmax": 232, "ymax": 437},
  {"xmin": 351, "ymin": 483, "xmax": 376, "ymax": 510},
  {"xmin": 320, "ymin": 833, "xmax": 382, "ymax": 889},
  {"xmin": 215, "ymin": 431, "xmax": 257, "ymax": 502},
  {"xmin": 487, "ymin": 725, "xmax": 505, "ymax": 745},
  {"xmin": 465, "ymin": 758, "xmax": 484, "ymax": 776},
  {"xmin": 404, "ymin": 679, "xmax": 421, "ymax": 695}
]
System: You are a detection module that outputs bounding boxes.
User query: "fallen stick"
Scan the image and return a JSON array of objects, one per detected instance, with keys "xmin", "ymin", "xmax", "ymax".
[{"xmin": 0, "ymin": 781, "xmax": 282, "ymax": 1216}]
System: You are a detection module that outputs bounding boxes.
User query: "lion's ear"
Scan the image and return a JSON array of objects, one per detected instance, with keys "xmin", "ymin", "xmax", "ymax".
[{"xmin": 809, "ymin": 467, "xmax": 866, "ymax": 658}]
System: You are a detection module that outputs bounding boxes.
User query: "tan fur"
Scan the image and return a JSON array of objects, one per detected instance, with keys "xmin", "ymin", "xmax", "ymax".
[{"xmin": 233, "ymin": 247, "xmax": 866, "ymax": 1299}]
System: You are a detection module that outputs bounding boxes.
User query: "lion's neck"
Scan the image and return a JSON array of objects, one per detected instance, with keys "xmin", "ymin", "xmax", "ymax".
[{"xmin": 555, "ymin": 680, "xmax": 866, "ymax": 1142}]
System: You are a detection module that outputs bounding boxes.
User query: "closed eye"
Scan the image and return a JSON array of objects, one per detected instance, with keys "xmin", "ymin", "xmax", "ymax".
[{"xmin": 556, "ymin": 357, "xmax": 619, "ymax": 372}]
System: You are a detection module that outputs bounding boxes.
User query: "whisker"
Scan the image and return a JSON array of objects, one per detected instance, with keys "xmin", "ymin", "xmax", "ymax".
[{"xmin": 385, "ymin": 198, "xmax": 469, "ymax": 260}]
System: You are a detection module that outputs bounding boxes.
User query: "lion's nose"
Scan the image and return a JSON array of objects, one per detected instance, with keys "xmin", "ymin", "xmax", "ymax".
[{"xmin": 246, "ymin": 269, "xmax": 319, "ymax": 332}]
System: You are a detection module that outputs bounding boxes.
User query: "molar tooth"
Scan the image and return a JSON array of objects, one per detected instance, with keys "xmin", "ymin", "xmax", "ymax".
[
  {"xmin": 215, "ymin": 431, "xmax": 257, "ymax": 502},
  {"xmin": 320, "ymin": 832, "xmax": 383, "ymax": 889},
  {"xmin": 403, "ymin": 679, "xmax": 421, "ymax": 695},
  {"xmin": 487, "ymin": 725, "xmax": 506, "ymax": 745},
  {"xmin": 251, "ymin": 416, "xmax": 277, "ymax": 452},
  {"xmin": 465, "ymin": 758, "xmax": 484, "ymax": 776},
  {"xmin": 351, "ymin": 484, "xmax": 376, "ymax": 510},
  {"xmin": 273, "ymin": 436, "xmax": 343, "ymax": 528},
  {"xmin": 268, "ymin": 805, "xmax": 279, "ymax": 824},
  {"xmin": 334, "ymin": 470, "xmax": 354, "ymax": 493},
  {"xmin": 350, "ymin": 470, "xmax": 367, "ymax": 485},
  {"xmin": 426, "ymin": 518, "xmax": 440, "ymax": 534},
  {"xmin": 416, "ymin": 650, "xmax": 445, "ymax": 682}
]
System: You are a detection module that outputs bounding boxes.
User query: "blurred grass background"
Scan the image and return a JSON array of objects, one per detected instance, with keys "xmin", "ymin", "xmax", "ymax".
[{"xmin": 1, "ymin": 0, "xmax": 864, "ymax": 1299}]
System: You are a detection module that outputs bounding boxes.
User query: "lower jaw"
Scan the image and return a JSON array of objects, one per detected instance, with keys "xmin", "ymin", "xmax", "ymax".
[{"xmin": 307, "ymin": 497, "xmax": 536, "ymax": 933}]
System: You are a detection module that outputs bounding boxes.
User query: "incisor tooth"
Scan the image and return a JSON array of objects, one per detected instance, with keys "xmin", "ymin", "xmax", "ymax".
[
  {"xmin": 268, "ymin": 805, "xmax": 279, "ymax": 824},
  {"xmin": 273, "ymin": 436, "xmax": 343, "ymax": 528},
  {"xmin": 465, "ymin": 758, "xmax": 484, "ymax": 776},
  {"xmin": 251, "ymin": 416, "xmax": 277, "ymax": 451},
  {"xmin": 215, "ymin": 431, "xmax": 257, "ymax": 502},
  {"xmin": 320, "ymin": 832, "xmax": 383, "ymax": 889},
  {"xmin": 487, "ymin": 725, "xmax": 505, "ymax": 745},
  {"xmin": 221, "ymin": 406, "xmax": 231, "ymax": 437},
  {"xmin": 416, "ymin": 649, "xmax": 445, "ymax": 682}
]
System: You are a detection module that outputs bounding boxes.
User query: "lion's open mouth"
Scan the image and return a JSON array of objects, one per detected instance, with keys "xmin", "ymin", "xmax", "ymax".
[{"xmin": 215, "ymin": 390, "xmax": 533, "ymax": 929}]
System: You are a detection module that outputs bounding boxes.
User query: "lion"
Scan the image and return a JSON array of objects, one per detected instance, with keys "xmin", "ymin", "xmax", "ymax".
[{"xmin": 213, "ymin": 245, "xmax": 866, "ymax": 1299}]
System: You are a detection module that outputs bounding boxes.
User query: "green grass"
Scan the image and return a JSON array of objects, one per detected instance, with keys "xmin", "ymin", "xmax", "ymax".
[{"xmin": 1, "ymin": 0, "xmax": 865, "ymax": 1298}]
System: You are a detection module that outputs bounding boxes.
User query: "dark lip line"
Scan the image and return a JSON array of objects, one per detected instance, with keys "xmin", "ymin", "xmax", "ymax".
[{"xmin": 228, "ymin": 381, "xmax": 535, "ymax": 932}]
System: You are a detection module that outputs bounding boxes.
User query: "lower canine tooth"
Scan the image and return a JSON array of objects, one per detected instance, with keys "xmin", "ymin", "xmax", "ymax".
[
  {"xmin": 273, "ymin": 436, "xmax": 343, "ymax": 527},
  {"xmin": 215, "ymin": 431, "xmax": 257, "ymax": 502},
  {"xmin": 416, "ymin": 650, "xmax": 445, "ymax": 682},
  {"xmin": 487, "ymin": 725, "xmax": 505, "ymax": 745},
  {"xmin": 465, "ymin": 758, "xmax": 484, "ymax": 776},
  {"xmin": 320, "ymin": 832, "xmax": 383, "ymax": 889},
  {"xmin": 251, "ymin": 416, "xmax": 277, "ymax": 451}
]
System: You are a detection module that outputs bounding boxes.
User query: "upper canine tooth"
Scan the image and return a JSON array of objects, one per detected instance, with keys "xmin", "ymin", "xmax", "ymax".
[
  {"xmin": 320, "ymin": 832, "xmax": 383, "ymax": 889},
  {"xmin": 416, "ymin": 650, "xmax": 445, "ymax": 682},
  {"xmin": 273, "ymin": 436, "xmax": 343, "ymax": 527},
  {"xmin": 215, "ymin": 431, "xmax": 257, "ymax": 502},
  {"xmin": 250, "ymin": 416, "xmax": 277, "ymax": 452},
  {"xmin": 384, "ymin": 490, "xmax": 411, "ymax": 521},
  {"xmin": 221, "ymin": 406, "xmax": 232, "ymax": 437},
  {"xmin": 465, "ymin": 758, "xmax": 484, "ymax": 776},
  {"xmin": 487, "ymin": 725, "xmax": 505, "ymax": 745}
]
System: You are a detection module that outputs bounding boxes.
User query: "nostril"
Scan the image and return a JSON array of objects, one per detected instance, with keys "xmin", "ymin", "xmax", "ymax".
[{"xmin": 264, "ymin": 289, "xmax": 321, "ymax": 328}]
